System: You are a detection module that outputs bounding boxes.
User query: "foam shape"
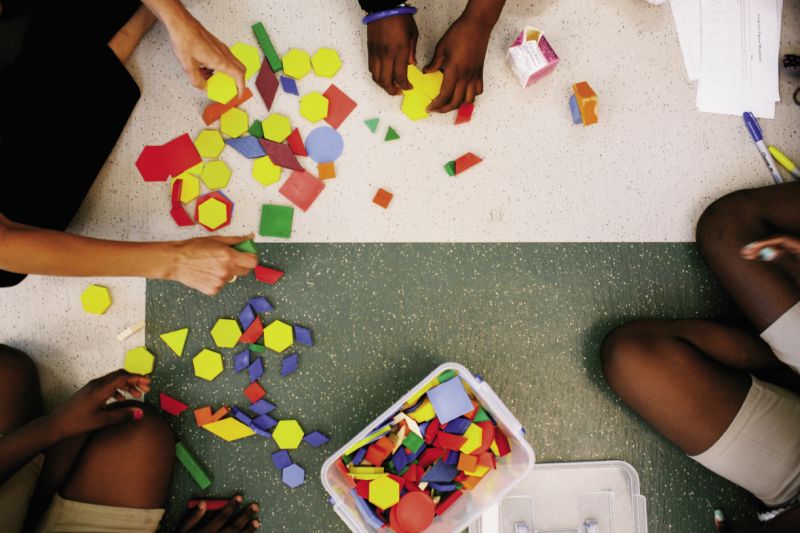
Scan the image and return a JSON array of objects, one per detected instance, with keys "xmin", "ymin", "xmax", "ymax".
[
  {"xmin": 272, "ymin": 450, "xmax": 293, "ymax": 470},
  {"xmin": 311, "ymin": 48, "xmax": 342, "ymax": 77},
  {"xmin": 568, "ymin": 94, "xmax": 582, "ymax": 124},
  {"xmin": 368, "ymin": 475, "xmax": 400, "ymax": 510},
  {"xmin": 136, "ymin": 145, "xmax": 169, "ymax": 182},
  {"xmin": 493, "ymin": 426, "xmax": 511, "ymax": 457},
  {"xmin": 200, "ymin": 160, "xmax": 232, "ymax": 189},
  {"xmin": 304, "ymin": 431, "xmax": 329, "ymax": 447},
  {"xmin": 188, "ymin": 499, "xmax": 228, "ymax": 511},
  {"xmin": 203, "ymin": 89, "xmax": 253, "ymax": 126},
  {"xmin": 251, "ymin": 22, "xmax": 282, "ymax": 72},
  {"xmin": 459, "ymin": 424, "xmax": 483, "ymax": 454},
  {"xmin": 396, "ymin": 488, "xmax": 435, "ymax": 529},
  {"xmin": 435, "ymin": 490, "xmax": 463, "ymax": 515},
  {"xmin": 252, "ymin": 413, "xmax": 277, "ymax": 431},
  {"xmin": 210, "ymin": 318, "xmax": 241, "ymax": 348},
  {"xmin": 280, "ymin": 75, "xmax": 299, "ymax": 95},
  {"xmin": 172, "ymin": 173, "xmax": 200, "ymax": 202},
  {"xmin": 124, "ymin": 346, "xmax": 155, "ymax": 375},
  {"xmin": 250, "ymin": 296, "xmax": 273, "ymax": 313},
  {"xmin": 80, "ymin": 284, "xmax": 111, "ymax": 314},
  {"xmin": 279, "ymin": 170, "xmax": 325, "ymax": 211},
  {"xmin": 402, "ymin": 432, "xmax": 425, "ymax": 453},
  {"xmin": 159, "ymin": 392, "xmax": 188, "ymax": 416},
  {"xmin": 162, "ymin": 134, "xmax": 202, "ymax": 177},
  {"xmin": 220, "ymin": 108, "xmax": 248, "ymax": 138},
  {"xmin": 373, "ymin": 188, "xmax": 393, "ymax": 208},
  {"xmin": 298, "ymin": 93, "xmax": 328, "ymax": 123},
  {"xmin": 233, "ymin": 240, "xmax": 257, "ymax": 256},
  {"xmin": 323, "ymin": 84, "xmax": 357, "ymax": 129},
  {"xmin": 239, "ymin": 316, "xmax": 263, "ymax": 344},
  {"xmin": 407, "ymin": 64, "xmax": 443, "ymax": 100},
  {"xmin": 234, "ymin": 349, "xmax": 250, "ymax": 373},
  {"xmin": 305, "ymin": 126, "xmax": 343, "ymax": 163},
  {"xmin": 454, "ymin": 152, "xmax": 482, "ymax": 175},
  {"xmin": 455, "ymin": 103, "xmax": 474, "ymax": 125},
  {"xmin": 318, "ymin": 161, "xmax": 335, "ymax": 180},
  {"xmin": 364, "ymin": 118, "xmax": 379, "ymax": 133},
  {"xmin": 250, "ymin": 398, "xmax": 276, "ymax": 415},
  {"xmin": 252, "ymin": 156, "xmax": 282, "ymax": 186},
  {"xmin": 572, "ymin": 81, "xmax": 597, "ymax": 126},
  {"xmin": 259, "ymin": 140, "xmax": 303, "ymax": 171},
  {"xmin": 243, "ymin": 381, "xmax": 266, "ymax": 403},
  {"xmin": 248, "ymin": 357, "xmax": 264, "ymax": 382},
  {"xmin": 427, "ymin": 377, "xmax": 473, "ymax": 424},
  {"xmin": 252, "ymin": 426, "xmax": 271, "ymax": 438},
  {"xmin": 160, "ymin": 328, "xmax": 188, "ymax": 356},
  {"xmin": 262, "ymin": 114, "xmax": 292, "ymax": 142},
  {"xmin": 249, "ymin": 343, "xmax": 267, "ymax": 353},
  {"xmin": 193, "ymin": 349, "xmax": 224, "ymax": 381},
  {"xmin": 226, "ymin": 137, "xmax": 265, "ymax": 159},
  {"xmin": 408, "ymin": 398, "xmax": 436, "ymax": 423},
  {"xmin": 385, "ymin": 127, "xmax": 400, "ymax": 141},
  {"xmin": 170, "ymin": 183, "xmax": 195, "ymax": 227},
  {"xmin": 195, "ymin": 192, "xmax": 233, "ymax": 231},
  {"xmin": 273, "ymin": 419, "xmax": 305, "ymax": 449},
  {"xmin": 422, "ymin": 460, "xmax": 459, "ymax": 483},
  {"xmin": 207, "ymin": 72, "xmax": 238, "ymax": 104},
  {"xmin": 203, "ymin": 417, "xmax": 255, "ymax": 441},
  {"xmin": 293, "ymin": 325, "xmax": 313, "ymax": 346},
  {"xmin": 255, "ymin": 265, "xmax": 285, "ymax": 285},
  {"xmin": 444, "ymin": 160, "xmax": 456, "ymax": 177},
  {"xmin": 401, "ymin": 88, "xmax": 431, "ymax": 121},
  {"xmin": 282, "ymin": 463, "xmax": 305, "ymax": 488},
  {"xmin": 264, "ymin": 319, "xmax": 293, "ymax": 352},
  {"xmin": 352, "ymin": 488, "xmax": 386, "ymax": 529},
  {"xmin": 456, "ymin": 453, "xmax": 479, "ymax": 473},
  {"xmin": 286, "ymin": 128, "xmax": 307, "ymax": 156},
  {"xmin": 255, "ymin": 60, "xmax": 279, "ymax": 110},
  {"xmin": 282, "ymin": 49, "xmax": 311, "ymax": 79},
  {"xmin": 230, "ymin": 42, "xmax": 261, "ymax": 80},
  {"xmin": 249, "ymin": 120, "xmax": 264, "ymax": 138},
  {"xmin": 117, "ymin": 320, "xmax": 145, "ymax": 342},
  {"xmin": 175, "ymin": 442, "xmax": 212, "ymax": 489},
  {"xmin": 281, "ymin": 352, "xmax": 299, "ymax": 376},
  {"xmin": 442, "ymin": 417, "xmax": 471, "ymax": 435},
  {"xmin": 365, "ymin": 436, "xmax": 394, "ymax": 465},
  {"xmin": 239, "ymin": 305, "xmax": 256, "ymax": 329}
]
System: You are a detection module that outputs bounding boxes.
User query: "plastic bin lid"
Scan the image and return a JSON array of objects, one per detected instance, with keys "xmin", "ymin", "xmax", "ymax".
[{"xmin": 468, "ymin": 460, "xmax": 648, "ymax": 533}]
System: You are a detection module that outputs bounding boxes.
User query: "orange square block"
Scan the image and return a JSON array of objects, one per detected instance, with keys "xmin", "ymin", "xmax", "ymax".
[
  {"xmin": 373, "ymin": 188, "xmax": 393, "ymax": 208},
  {"xmin": 457, "ymin": 453, "xmax": 479, "ymax": 472},
  {"xmin": 318, "ymin": 162, "xmax": 336, "ymax": 180},
  {"xmin": 572, "ymin": 81, "xmax": 597, "ymax": 126}
]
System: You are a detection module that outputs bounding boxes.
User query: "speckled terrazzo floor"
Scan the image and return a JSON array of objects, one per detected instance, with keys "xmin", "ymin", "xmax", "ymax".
[{"xmin": 147, "ymin": 243, "xmax": 761, "ymax": 532}]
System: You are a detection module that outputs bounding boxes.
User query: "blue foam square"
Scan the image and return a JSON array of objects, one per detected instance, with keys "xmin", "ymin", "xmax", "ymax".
[
  {"xmin": 280, "ymin": 75, "xmax": 299, "ymax": 96},
  {"xmin": 272, "ymin": 450, "xmax": 293, "ymax": 470},
  {"xmin": 426, "ymin": 377, "xmax": 473, "ymax": 424}
]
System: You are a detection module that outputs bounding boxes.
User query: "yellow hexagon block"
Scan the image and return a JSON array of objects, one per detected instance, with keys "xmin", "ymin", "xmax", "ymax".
[
  {"xmin": 272, "ymin": 420, "xmax": 305, "ymax": 449},
  {"xmin": 230, "ymin": 42, "xmax": 261, "ymax": 80},
  {"xmin": 80, "ymin": 284, "xmax": 111, "ymax": 315},
  {"xmin": 172, "ymin": 173, "xmax": 200, "ymax": 203},
  {"xmin": 407, "ymin": 64, "xmax": 443, "ymax": 100},
  {"xmin": 197, "ymin": 197, "xmax": 229, "ymax": 230},
  {"xmin": 282, "ymin": 48, "xmax": 311, "ymax": 79},
  {"xmin": 220, "ymin": 108, "xmax": 248, "ymax": 138},
  {"xmin": 401, "ymin": 88, "xmax": 431, "ymax": 121},
  {"xmin": 299, "ymin": 92, "xmax": 329, "ymax": 123},
  {"xmin": 207, "ymin": 72, "xmax": 237, "ymax": 104},
  {"xmin": 211, "ymin": 318, "xmax": 241, "ymax": 348},
  {"xmin": 311, "ymin": 48, "xmax": 342, "ymax": 78},
  {"xmin": 124, "ymin": 346, "xmax": 155, "ymax": 375},
  {"xmin": 193, "ymin": 349, "xmax": 224, "ymax": 381},
  {"xmin": 261, "ymin": 114, "xmax": 292, "ymax": 143},
  {"xmin": 195, "ymin": 130, "xmax": 225, "ymax": 158},
  {"xmin": 264, "ymin": 320, "xmax": 294, "ymax": 353},
  {"xmin": 252, "ymin": 156, "xmax": 282, "ymax": 186},
  {"xmin": 200, "ymin": 160, "xmax": 232, "ymax": 190},
  {"xmin": 368, "ymin": 476, "xmax": 400, "ymax": 510}
]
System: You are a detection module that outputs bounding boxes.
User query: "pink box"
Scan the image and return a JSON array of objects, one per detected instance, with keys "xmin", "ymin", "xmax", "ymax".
[{"xmin": 506, "ymin": 27, "xmax": 559, "ymax": 87}]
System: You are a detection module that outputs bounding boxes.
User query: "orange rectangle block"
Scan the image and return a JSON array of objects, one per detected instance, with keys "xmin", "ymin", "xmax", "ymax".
[{"xmin": 572, "ymin": 81, "xmax": 597, "ymax": 126}]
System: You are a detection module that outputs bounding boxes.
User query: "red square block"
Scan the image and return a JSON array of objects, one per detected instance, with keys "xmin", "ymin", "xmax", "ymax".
[{"xmin": 373, "ymin": 188, "xmax": 393, "ymax": 208}]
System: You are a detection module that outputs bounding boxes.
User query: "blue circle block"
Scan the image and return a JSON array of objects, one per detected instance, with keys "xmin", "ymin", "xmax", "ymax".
[{"xmin": 305, "ymin": 126, "xmax": 344, "ymax": 163}]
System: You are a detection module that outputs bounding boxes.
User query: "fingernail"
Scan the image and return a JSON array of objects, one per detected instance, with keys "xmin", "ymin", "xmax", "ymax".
[
  {"xmin": 133, "ymin": 408, "xmax": 143, "ymax": 420},
  {"xmin": 253, "ymin": 520, "xmax": 261, "ymax": 528},
  {"xmin": 235, "ymin": 495, "xmax": 243, "ymax": 502},
  {"xmin": 743, "ymin": 242, "xmax": 758, "ymax": 249},
  {"xmin": 198, "ymin": 501, "xmax": 206, "ymax": 511},
  {"xmin": 758, "ymin": 247, "xmax": 777, "ymax": 261},
  {"xmin": 251, "ymin": 503, "xmax": 259, "ymax": 512}
]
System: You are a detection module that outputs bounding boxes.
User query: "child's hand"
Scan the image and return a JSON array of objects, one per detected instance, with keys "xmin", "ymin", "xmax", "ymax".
[
  {"xmin": 165, "ymin": 235, "xmax": 259, "ymax": 296},
  {"xmin": 741, "ymin": 236, "xmax": 800, "ymax": 262},
  {"xmin": 177, "ymin": 496, "xmax": 260, "ymax": 532},
  {"xmin": 47, "ymin": 370, "xmax": 150, "ymax": 440},
  {"xmin": 424, "ymin": 15, "xmax": 492, "ymax": 112},
  {"xmin": 367, "ymin": 15, "xmax": 418, "ymax": 95}
]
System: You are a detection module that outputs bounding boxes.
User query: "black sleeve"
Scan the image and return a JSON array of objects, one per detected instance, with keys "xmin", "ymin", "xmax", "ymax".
[{"xmin": 358, "ymin": 0, "xmax": 406, "ymax": 13}]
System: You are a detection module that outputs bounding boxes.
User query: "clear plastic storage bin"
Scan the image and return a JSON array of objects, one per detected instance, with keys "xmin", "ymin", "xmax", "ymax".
[{"xmin": 321, "ymin": 363, "xmax": 537, "ymax": 533}]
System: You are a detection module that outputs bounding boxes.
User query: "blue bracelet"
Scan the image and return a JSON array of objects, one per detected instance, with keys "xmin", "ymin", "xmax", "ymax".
[{"xmin": 362, "ymin": 5, "xmax": 417, "ymax": 25}]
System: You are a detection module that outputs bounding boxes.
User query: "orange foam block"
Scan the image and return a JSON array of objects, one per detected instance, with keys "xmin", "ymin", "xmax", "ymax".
[
  {"xmin": 202, "ymin": 88, "xmax": 253, "ymax": 125},
  {"xmin": 372, "ymin": 188, "xmax": 393, "ymax": 208},
  {"xmin": 454, "ymin": 152, "xmax": 482, "ymax": 175},
  {"xmin": 318, "ymin": 161, "xmax": 336, "ymax": 180},
  {"xmin": 572, "ymin": 81, "xmax": 597, "ymax": 126}
]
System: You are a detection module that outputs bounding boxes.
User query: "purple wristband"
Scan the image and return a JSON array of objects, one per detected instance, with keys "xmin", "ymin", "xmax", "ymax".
[{"xmin": 362, "ymin": 6, "xmax": 417, "ymax": 25}]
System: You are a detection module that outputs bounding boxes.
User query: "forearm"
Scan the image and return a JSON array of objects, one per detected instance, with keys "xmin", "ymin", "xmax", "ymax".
[
  {"xmin": 0, "ymin": 223, "xmax": 173, "ymax": 279},
  {"xmin": 0, "ymin": 416, "xmax": 61, "ymax": 485},
  {"xmin": 140, "ymin": 0, "xmax": 192, "ymax": 29},
  {"xmin": 462, "ymin": 0, "xmax": 505, "ymax": 28}
]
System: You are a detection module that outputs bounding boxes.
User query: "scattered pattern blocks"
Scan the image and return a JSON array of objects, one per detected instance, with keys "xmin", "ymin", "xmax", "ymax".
[{"xmin": 571, "ymin": 81, "xmax": 598, "ymax": 126}]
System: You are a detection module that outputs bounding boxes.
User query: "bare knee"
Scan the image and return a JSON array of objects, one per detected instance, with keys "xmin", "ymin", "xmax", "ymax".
[
  {"xmin": 96, "ymin": 401, "xmax": 174, "ymax": 453},
  {"xmin": 0, "ymin": 344, "xmax": 41, "ymax": 432},
  {"xmin": 696, "ymin": 189, "xmax": 760, "ymax": 258},
  {"xmin": 600, "ymin": 321, "xmax": 671, "ymax": 394}
]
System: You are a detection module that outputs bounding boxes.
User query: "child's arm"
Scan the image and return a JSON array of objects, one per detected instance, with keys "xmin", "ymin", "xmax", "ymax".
[
  {"xmin": 364, "ymin": 6, "xmax": 418, "ymax": 95},
  {"xmin": 0, "ymin": 213, "xmax": 257, "ymax": 296},
  {"xmin": 425, "ymin": 0, "xmax": 506, "ymax": 112},
  {"xmin": 0, "ymin": 371, "xmax": 147, "ymax": 486}
]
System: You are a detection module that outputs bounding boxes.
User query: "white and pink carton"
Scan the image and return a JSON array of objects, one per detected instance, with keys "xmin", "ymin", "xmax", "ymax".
[{"xmin": 506, "ymin": 27, "xmax": 559, "ymax": 87}]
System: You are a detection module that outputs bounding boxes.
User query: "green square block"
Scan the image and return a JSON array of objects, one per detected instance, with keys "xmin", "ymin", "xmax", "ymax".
[
  {"xmin": 233, "ymin": 239, "xmax": 258, "ymax": 254},
  {"xmin": 402, "ymin": 432, "xmax": 425, "ymax": 453},
  {"xmin": 252, "ymin": 22, "xmax": 283, "ymax": 72},
  {"xmin": 260, "ymin": 204, "xmax": 294, "ymax": 239},
  {"xmin": 248, "ymin": 120, "xmax": 264, "ymax": 139},
  {"xmin": 444, "ymin": 161, "xmax": 456, "ymax": 177}
]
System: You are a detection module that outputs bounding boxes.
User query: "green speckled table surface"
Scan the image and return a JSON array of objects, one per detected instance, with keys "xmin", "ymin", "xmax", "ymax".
[{"xmin": 146, "ymin": 244, "xmax": 761, "ymax": 532}]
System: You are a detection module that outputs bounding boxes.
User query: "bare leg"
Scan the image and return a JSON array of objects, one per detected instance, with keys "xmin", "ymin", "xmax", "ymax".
[
  {"xmin": 0, "ymin": 344, "xmax": 42, "ymax": 434},
  {"xmin": 107, "ymin": 5, "xmax": 157, "ymax": 63},
  {"xmin": 696, "ymin": 183, "xmax": 800, "ymax": 332}
]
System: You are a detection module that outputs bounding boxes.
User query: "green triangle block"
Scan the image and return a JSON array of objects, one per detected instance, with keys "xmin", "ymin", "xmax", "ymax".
[
  {"xmin": 259, "ymin": 204, "xmax": 294, "ymax": 239},
  {"xmin": 473, "ymin": 407, "xmax": 492, "ymax": 423},
  {"xmin": 444, "ymin": 161, "xmax": 456, "ymax": 176},
  {"xmin": 233, "ymin": 239, "xmax": 258, "ymax": 254},
  {"xmin": 248, "ymin": 120, "xmax": 264, "ymax": 138},
  {"xmin": 384, "ymin": 127, "xmax": 400, "ymax": 141},
  {"xmin": 364, "ymin": 118, "xmax": 379, "ymax": 133},
  {"xmin": 160, "ymin": 328, "xmax": 189, "ymax": 357}
]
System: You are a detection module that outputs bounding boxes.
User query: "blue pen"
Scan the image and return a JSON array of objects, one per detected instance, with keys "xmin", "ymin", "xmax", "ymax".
[{"xmin": 743, "ymin": 112, "xmax": 784, "ymax": 184}]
